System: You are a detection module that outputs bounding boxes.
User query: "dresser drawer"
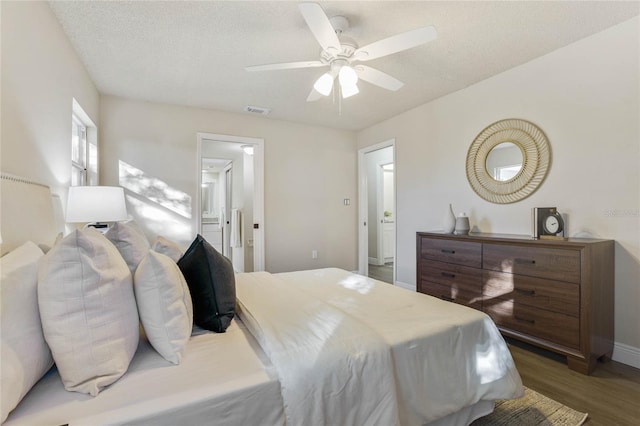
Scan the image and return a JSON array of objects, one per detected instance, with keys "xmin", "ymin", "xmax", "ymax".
[
  {"xmin": 419, "ymin": 237, "xmax": 482, "ymax": 268},
  {"xmin": 419, "ymin": 280, "xmax": 482, "ymax": 310},
  {"xmin": 420, "ymin": 259, "xmax": 481, "ymax": 288},
  {"xmin": 483, "ymin": 270, "xmax": 579, "ymax": 317},
  {"xmin": 483, "ymin": 243, "xmax": 580, "ymax": 283},
  {"xmin": 484, "ymin": 299, "xmax": 579, "ymax": 349}
]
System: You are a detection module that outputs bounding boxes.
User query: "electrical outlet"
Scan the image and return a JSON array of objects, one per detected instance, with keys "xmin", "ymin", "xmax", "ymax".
[{"xmin": 312, "ymin": 250, "xmax": 318, "ymax": 259}]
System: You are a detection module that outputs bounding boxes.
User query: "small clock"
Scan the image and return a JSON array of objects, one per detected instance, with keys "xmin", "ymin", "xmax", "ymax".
[{"xmin": 533, "ymin": 207, "xmax": 565, "ymax": 239}]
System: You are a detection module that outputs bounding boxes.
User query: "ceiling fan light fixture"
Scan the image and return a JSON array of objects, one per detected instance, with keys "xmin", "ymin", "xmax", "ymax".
[
  {"xmin": 341, "ymin": 82, "xmax": 359, "ymax": 99},
  {"xmin": 314, "ymin": 72, "xmax": 334, "ymax": 96},
  {"xmin": 338, "ymin": 65, "xmax": 358, "ymax": 87}
]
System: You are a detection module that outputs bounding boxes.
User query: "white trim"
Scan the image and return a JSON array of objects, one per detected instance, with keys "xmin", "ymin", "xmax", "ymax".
[
  {"xmin": 612, "ymin": 341, "xmax": 640, "ymax": 369},
  {"xmin": 358, "ymin": 140, "xmax": 396, "ymax": 281},
  {"xmin": 196, "ymin": 133, "xmax": 265, "ymax": 271},
  {"xmin": 375, "ymin": 162, "xmax": 385, "ymax": 266},
  {"xmin": 393, "ymin": 281, "xmax": 415, "ymax": 291}
]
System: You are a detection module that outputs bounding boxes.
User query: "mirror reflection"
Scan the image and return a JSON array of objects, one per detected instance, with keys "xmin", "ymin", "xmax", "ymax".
[{"xmin": 485, "ymin": 142, "xmax": 523, "ymax": 181}]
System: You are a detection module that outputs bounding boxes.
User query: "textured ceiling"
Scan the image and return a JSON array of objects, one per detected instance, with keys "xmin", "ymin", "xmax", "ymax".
[{"xmin": 49, "ymin": 1, "xmax": 639, "ymax": 131}]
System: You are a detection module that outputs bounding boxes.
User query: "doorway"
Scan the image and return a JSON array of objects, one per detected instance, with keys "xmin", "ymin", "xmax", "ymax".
[
  {"xmin": 196, "ymin": 133, "xmax": 264, "ymax": 272},
  {"xmin": 358, "ymin": 140, "xmax": 395, "ymax": 284}
]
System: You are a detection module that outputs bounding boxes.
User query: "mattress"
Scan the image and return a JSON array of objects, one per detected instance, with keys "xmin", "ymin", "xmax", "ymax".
[{"xmin": 3, "ymin": 319, "xmax": 284, "ymax": 426}]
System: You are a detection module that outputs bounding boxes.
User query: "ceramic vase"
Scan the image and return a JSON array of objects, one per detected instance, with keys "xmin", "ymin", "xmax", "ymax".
[
  {"xmin": 443, "ymin": 204, "xmax": 456, "ymax": 234},
  {"xmin": 454, "ymin": 213, "xmax": 470, "ymax": 235}
]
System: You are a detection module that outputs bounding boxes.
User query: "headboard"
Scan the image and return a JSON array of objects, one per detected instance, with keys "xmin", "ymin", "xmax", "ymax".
[{"xmin": 0, "ymin": 173, "xmax": 64, "ymax": 256}]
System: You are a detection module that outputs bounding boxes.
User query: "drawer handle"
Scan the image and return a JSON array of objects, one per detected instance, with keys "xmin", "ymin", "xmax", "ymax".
[
  {"xmin": 440, "ymin": 295, "xmax": 454, "ymax": 302},
  {"xmin": 515, "ymin": 258, "xmax": 536, "ymax": 265},
  {"xmin": 441, "ymin": 272, "xmax": 456, "ymax": 279},
  {"xmin": 515, "ymin": 288, "xmax": 536, "ymax": 296},
  {"xmin": 441, "ymin": 249, "xmax": 456, "ymax": 254},
  {"xmin": 515, "ymin": 316, "xmax": 536, "ymax": 325}
]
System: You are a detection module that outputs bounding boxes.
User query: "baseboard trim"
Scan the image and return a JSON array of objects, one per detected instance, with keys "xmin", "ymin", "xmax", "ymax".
[
  {"xmin": 368, "ymin": 257, "xmax": 384, "ymax": 266},
  {"xmin": 394, "ymin": 280, "xmax": 415, "ymax": 291},
  {"xmin": 612, "ymin": 342, "xmax": 640, "ymax": 369}
]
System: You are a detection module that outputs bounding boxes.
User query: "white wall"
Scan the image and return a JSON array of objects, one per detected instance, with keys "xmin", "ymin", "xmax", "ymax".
[
  {"xmin": 357, "ymin": 17, "xmax": 640, "ymax": 363},
  {"xmin": 99, "ymin": 95, "xmax": 358, "ymax": 273},
  {"xmin": 1, "ymin": 1, "xmax": 99, "ymax": 198}
]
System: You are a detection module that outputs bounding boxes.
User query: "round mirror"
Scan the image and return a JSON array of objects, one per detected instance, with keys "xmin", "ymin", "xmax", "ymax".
[
  {"xmin": 485, "ymin": 142, "xmax": 523, "ymax": 182},
  {"xmin": 466, "ymin": 119, "xmax": 550, "ymax": 204}
]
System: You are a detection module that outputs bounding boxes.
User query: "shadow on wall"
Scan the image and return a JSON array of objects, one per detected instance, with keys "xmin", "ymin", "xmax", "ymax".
[{"xmin": 118, "ymin": 160, "xmax": 192, "ymax": 247}]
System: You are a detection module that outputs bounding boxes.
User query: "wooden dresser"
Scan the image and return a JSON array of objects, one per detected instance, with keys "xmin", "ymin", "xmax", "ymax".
[{"xmin": 416, "ymin": 232, "xmax": 614, "ymax": 374}]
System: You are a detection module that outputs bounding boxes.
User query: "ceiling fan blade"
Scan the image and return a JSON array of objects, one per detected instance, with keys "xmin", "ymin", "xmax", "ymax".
[
  {"xmin": 245, "ymin": 61, "xmax": 326, "ymax": 72},
  {"xmin": 354, "ymin": 26, "xmax": 437, "ymax": 61},
  {"xmin": 306, "ymin": 88, "xmax": 323, "ymax": 102},
  {"xmin": 356, "ymin": 66, "xmax": 404, "ymax": 91},
  {"xmin": 298, "ymin": 2, "xmax": 341, "ymax": 53}
]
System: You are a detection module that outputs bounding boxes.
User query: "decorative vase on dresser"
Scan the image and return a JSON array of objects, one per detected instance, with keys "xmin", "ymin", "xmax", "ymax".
[
  {"xmin": 443, "ymin": 204, "xmax": 456, "ymax": 233},
  {"xmin": 416, "ymin": 231, "xmax": 614, "ymax": 375}
]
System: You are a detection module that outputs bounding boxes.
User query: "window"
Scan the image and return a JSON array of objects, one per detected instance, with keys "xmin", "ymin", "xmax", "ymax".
[
  {"xmin": 71, "ymin": 115, "xmax": 87, "ymax": 185},
  {"xmin": 71, "ymin": 99, "xmax": 98, "ymax": 186}
]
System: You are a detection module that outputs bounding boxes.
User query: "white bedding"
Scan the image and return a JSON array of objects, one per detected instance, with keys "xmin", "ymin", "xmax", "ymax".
[
  {"xmin": 3, "ymin": 319, "xmax": 284, "ymax": 426},
  {"xmin": 237, "ymin": 268, "xmax": 523, "ymax": 426},
  {"xmin": 237, "ymin": 271, "xmax": 401, "ymax": 425}
]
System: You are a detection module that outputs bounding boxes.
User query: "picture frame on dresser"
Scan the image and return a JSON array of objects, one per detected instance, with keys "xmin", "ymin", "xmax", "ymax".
[{"xmin": 416, "ymin": 231, "xmax": 614, "ymax": 375}]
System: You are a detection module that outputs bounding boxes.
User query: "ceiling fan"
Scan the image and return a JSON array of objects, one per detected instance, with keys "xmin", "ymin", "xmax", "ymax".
[{"xmin": 245, "ymin": 2, "xmax": 437, "ymax": 102}]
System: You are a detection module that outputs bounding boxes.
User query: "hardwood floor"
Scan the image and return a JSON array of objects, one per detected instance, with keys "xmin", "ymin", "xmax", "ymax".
[
  {"xmin": 368, "ymin": 262, "xmax": 393, "ymax": 284},
  {"xmin": 508, "ymin": 339, "xmax": 640, "ymax": 425}
]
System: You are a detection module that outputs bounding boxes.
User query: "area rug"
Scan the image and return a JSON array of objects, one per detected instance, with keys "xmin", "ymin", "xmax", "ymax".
[{"xmin": 471, "ymin": 386, "xmax": 588, "ymax": 425}]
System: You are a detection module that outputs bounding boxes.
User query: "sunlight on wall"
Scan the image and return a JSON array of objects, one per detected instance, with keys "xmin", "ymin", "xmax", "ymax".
[
  {"xmin": 119, "ymin": 160, "xmax": 192, "ymax": 219},
  {"xmin": 126, "ymin": 195, "xmax": 192, "ymax": 245}
]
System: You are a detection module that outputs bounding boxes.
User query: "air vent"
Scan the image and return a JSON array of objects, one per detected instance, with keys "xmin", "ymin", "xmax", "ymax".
[{"xmin": 244, "ymin": 105, "xmax": 271, "ymax": 115}]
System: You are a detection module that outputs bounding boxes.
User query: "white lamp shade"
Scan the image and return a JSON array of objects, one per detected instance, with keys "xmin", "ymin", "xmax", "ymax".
[
  {"xmin": 313, "ymin": 73, "xmax": 334, "ymax": 96},
  {"xmin": 341, "ymin": 82, "xmax": 359, "ymax": 99},
  {"xmin": 66, "ymin": 186, "xmax": 128, "ymax": 223},
  {"xmin": 338, "ymin": 66, "xmax": 358, "ymax": 87}
]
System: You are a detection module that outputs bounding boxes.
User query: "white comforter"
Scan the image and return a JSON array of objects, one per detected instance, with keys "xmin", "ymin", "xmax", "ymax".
[{"xmin": 236, "ymin": 268, "xmax": 523, "ymax": 426}]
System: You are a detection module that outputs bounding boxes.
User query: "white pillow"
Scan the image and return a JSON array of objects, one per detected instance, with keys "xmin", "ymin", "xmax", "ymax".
[
  {"xmin": 134, "ymin": 250, "xmax": 193, "ymax": 364},
  {"xmin": 151, "ymin": 235, "xmax": 184, "ymax": 263},
  {"xmin": 105, "ymin": 220, "xmax": 150, "ymax": 273},
  {"xmin": 1, "ymin": 242, "xmax": 52, "ymax": 422},
  {"xmin": 38, "ymin": 229, "xmax": 139, "ymax": 396}
]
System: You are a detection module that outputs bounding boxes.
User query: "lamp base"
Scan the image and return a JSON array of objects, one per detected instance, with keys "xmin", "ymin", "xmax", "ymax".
[{"xmin": 85, "ymin": 222, "xmax": 109, "ymax": 233}]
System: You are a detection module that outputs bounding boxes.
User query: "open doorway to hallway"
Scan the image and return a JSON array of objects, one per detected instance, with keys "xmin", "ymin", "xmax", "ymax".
[
  {"xmin": 358, "ymin": 140, "xmax": 395, "ymax": 284},
  {"xmin": 197, "ymin": 133, "xmax": 265, "ymax": 272}
]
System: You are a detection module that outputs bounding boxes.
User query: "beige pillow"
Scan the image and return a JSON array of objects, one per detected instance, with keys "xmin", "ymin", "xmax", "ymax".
[
  {"xmin": 1, "ymin": 242, "xmax": 51, "ymax": 422},
  {"xmin": 151, "ymin": 235, "xmax": 184, "ymax": 263},
  {"xmin": 38, "ymin": 229, "xmax": 139, "ymax": 396},
  {"xmin": 105, "ymin": 220, "xmax": 150, "ymax": 273},
  {"xmin": 135, "ymin": 250, "xmax": 193, "ymax": 364}
]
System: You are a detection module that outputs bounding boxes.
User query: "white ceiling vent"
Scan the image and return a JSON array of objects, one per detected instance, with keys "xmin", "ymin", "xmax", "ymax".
[{"xmin": 244, "ymin": 105, "xmax": 271, "ymax": 115}]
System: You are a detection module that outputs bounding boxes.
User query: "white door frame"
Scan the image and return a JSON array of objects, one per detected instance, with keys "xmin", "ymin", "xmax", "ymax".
[
  {"xmin": 196, "ymin": 133, "xmax": 265, "ymax": 271},
  {"xmin": 358, "ymin": 139, "xmax": 395, "ymax": 281}
]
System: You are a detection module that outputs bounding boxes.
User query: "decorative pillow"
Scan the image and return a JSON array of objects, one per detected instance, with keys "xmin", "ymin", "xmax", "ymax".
[
  {"xmin": 1, "ymin": 242, "xmax": 52, "ymax": 423},
  {"xmin": 134, "ymin": 250, "xmax": 193, "ymax": 364},
  {"xmin": 105, "ymin": 220, "xmax": 150, "ymax": 273},
  {"xmin": 38, "ymin": 229, "xmax": 139, "ymax": 396},
  {"xmin": 177, "ymin": 234, "xmax": 235, "ymax": 333},
  {"xmin": 151, "ymin": 235, "xmax": 184, "ymax": 263}
]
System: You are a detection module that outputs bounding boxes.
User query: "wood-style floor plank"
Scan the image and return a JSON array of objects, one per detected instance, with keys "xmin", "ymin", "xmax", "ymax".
[{"xmin": 508, "ymin": 339, "xmax": 640, "ymax": 425}]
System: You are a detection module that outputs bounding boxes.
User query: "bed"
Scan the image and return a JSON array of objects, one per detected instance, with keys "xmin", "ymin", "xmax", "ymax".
[{"xmin": 0, "ymin": 173, "xmax": 523, "ymax": 425}]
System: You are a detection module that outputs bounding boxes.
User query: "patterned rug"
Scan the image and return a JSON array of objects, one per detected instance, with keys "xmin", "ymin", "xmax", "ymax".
[{"xmin": 472, "ymin": 387, "xmax": 588, "ymax": 425}]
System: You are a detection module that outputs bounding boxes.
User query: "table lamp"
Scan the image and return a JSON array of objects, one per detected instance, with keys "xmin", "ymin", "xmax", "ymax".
[{"xmin": 66, "ymin": 186, "xmax": 128, "ymax": 229}]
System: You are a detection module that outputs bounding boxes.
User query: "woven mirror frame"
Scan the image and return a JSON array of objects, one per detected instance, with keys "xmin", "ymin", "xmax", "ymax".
[{"xmin": 466, "ymin": 118, "xmax": 550, "ymax": 204}]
